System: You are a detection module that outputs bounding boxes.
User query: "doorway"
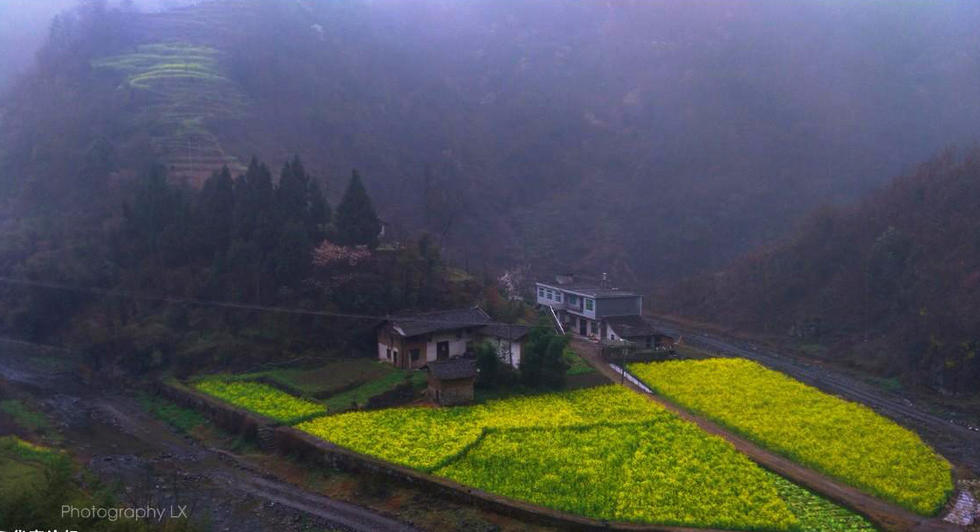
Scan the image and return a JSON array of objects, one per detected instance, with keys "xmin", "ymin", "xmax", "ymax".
[{"xmin": 436, "ymin": 341, "xmax": 450, "ymax": 361}]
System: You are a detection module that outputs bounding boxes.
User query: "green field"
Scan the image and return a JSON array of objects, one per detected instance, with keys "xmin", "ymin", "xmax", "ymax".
[
  {"xmin": 193, "ymin": 379, "xmax": 325, "ymax": 424},
  {"xmin": 138, "ymin": 394, "xmax": 207, "ymax": 434},
  {"xmin": 296, "ymin": 385, "xmax": 872, "ymax": 530},
  {"xmin": 322, "ymin": 369, "xmax": 427, "ymax": 413},
  {"xmin": 92, "ymin": 42, "xmax": 227, "ymax": 90},
  {"xmin": 191, "ymin": 359, "xmax": 426, "ymax": 421},
  {"xmin": 564, "ymin": 349, "xmax": 595, "ymax": 375},
  {"xmin": 0, "ymin": 399, "xmax": 51, "ymax": 433},
  {"xmin": 630, "ymin": 358, "xmax": 953, "ymax": 515},
  {"xmin": 228, "ymin": 359, "xmax": 405, "ymax": 398}
]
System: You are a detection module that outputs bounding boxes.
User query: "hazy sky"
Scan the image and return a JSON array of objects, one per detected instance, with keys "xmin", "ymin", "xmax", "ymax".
[
  {"xmin": 0, "ymin": 0, "xmax": 76, "ymax": 90},
  {"xmin": 0, "ymin": 0, "xmax": 202, "ymax": 92}
]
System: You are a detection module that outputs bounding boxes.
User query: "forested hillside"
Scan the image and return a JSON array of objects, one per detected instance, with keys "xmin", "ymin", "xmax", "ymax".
[
  {"xmin": 4, "ymin": 0, "xmax": 980, "ymax": 285},
  {"xmin": 660, "ymin": 150, "xmax": 980, "ymax": 396}
]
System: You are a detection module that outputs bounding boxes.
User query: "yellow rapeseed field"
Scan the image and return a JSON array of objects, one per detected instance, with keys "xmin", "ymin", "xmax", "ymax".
[
  {"xmin": 297, "ymin": 385, "xmax": 801, "ymax": 530},
  {"xmin": 629, "ymin": 358, "xmax": 953, "ymax": 515},
  {"xmin": 194, "ymin": 379, "xmax": 325, "ymax": 424}
]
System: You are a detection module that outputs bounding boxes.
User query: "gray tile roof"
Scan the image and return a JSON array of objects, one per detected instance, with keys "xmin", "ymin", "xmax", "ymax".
[
  {"xmin": 605, "ymin": 315, "xmax": 666, "ymax": 338},
  {"xmin": 428, "ymin": 358, "xmax": 477, "ymax": 380},
  {"xmin": 536, "ymin": 280, "xmax": 640, "ymax": 298},
  {"xmin": 478, "ymin": 323, "xmax": 530, "ymax": 341},
  {"xmin": 388, "ymin": 306, "xmax": 491, "ymax": 337}
]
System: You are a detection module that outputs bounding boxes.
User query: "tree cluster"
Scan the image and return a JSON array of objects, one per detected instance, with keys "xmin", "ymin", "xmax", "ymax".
[
  {"xmin": 662, "ymin": 149, "xmax": 980, "ymax": 396},
  {"xmin": 118, "ymin": 158, "xmax": 385, "ymax": 304},
  {"xmin": 519, "ymin": 320, "xmax": 570, "ymax": 389}
]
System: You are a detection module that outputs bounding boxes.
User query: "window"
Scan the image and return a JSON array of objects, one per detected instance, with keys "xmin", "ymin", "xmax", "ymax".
[
  {"xmin": 556, "ymin": 292, "xmax": 562, "ymax": 302},
  {"xmin": 585, "ymin": 298, "xmax": 594, "ymax": 311},
  {"xmin": 538, "ymin": 287, "xmax": 545, "ymax": 298},
  {"xmin": 568, "ymin": 294, "xmax": 577, "ymax": 304},
  {"xmin": 411, "ymin": 349, "xmax": 420, "ymax": 361},
  {"xmin": 590, "ymin": 321, "xmax": 598, "ymax": 334}
]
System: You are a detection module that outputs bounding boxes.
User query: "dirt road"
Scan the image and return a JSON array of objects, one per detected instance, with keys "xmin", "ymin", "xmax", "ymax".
[{"xmin": 0, "ymin": 344, "xmax": 419, "ymax": 532}]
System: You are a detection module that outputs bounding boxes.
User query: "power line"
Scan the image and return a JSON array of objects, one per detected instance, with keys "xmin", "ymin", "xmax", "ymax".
[
  {"xmin": 0, "ymin": 275, "xmax": 493, "ymax": 326},
  {"xmin": 0, "ymin": 335, "xmax": 75, "ymax": 353}
]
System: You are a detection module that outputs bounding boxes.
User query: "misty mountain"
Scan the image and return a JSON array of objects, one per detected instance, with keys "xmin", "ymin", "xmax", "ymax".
[
  {"xmin": 3, "ymin": 0, "xmax": 980, "ymax": 285},
  {"xmin": 0, "ymin": 0, "xmax": 203, "ymax": 92},
  {"xmin": 660, "ymin": 149, "xmax": 980, "ymax": 395}
]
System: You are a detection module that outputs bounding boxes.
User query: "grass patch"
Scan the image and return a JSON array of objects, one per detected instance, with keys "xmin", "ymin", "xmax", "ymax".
[
  {"xmin": 235, "ymin": 359, "xmax": 397, "ymax": 397},
  {"xmin": 564, "ymin": 348, "xmax": 594, "ymax": 375},
  {"xmin": 322, "ymin": 368, "xmax": 425, "ymax": 413},
  {"xmin": 0, "ymin": 436, "xmax": 64, "ymax": 466},
  {"xmin": 0, "ymin": 399, "xmax": 51, "ymax": 433},
  {"xmin": 138, "ymin": 394, "xmax": 206, "ymax": 434}
]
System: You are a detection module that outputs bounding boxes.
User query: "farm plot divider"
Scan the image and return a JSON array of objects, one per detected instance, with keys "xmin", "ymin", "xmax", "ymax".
[{"xmin": 271, "ymin": 424, "xmax": 732, "ymax": 532}]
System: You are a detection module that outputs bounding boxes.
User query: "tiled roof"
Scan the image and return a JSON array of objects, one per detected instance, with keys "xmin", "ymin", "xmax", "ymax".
[
  {"xmin": 478, "ymin": 323, "xmax": 530, "ymax": 341},
  {"xmin": 388, "ymin": 306, "xmax": 491, "ymax": 337},
  {"xmin": 605, "ymin": 315, "xmax": 666, "ymax": 338},
  {"xmin": 536, "ymin": 280, "xmax": 640, "ymax": 298},
  {"xmin": 428, "ymin": 358, "xmax": 477, "ymax": 380}
]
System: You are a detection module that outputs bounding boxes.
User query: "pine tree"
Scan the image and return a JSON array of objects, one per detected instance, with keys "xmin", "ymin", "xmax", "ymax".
[
  {"xmin": 234, "ymin": 157, "xmax": 274, "ymax": 241},
  {"xmin": 334, "ymin": 169, "xmax": 381, "ymax": 249},
  {"xmin": 275, "ymin": 156, "xmax": 309, "ymax": 225},
  {"xmin": 194, "ymin": 165, "xmax": 234, "ymax": 256},
  {"xmin": 308, "ymin": 177, "xmax": 330, "ymax": 240},
  {"xmin": 124, "ymin": 163, "xmax": 183, "ymax": 256}
]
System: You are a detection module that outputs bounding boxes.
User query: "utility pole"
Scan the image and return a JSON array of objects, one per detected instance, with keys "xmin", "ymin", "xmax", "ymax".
[
  {"xmin": 507, "ymin": 323, "xmax": 514, "ymax": 368},
  {"xmin": 620, "ymin": 338, "xmax": 629, "ymax": 384}
]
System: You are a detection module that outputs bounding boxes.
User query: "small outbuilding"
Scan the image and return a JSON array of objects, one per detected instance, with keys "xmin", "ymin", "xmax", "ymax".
[
  {"xmin": 604, "ymin": 315, "xmax": 675, "ymax": 350},
  {"xmin": 427, "ymin": 358, "xmax": 476, "ymax": 406}
]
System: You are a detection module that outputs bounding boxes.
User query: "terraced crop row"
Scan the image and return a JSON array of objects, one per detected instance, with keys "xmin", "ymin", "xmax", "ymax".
[
  {"xmin": 629, "ymin": 358, "xmax": 953, "ymax": 515},
  {"xmin": 297, "ymin": 386, "xmax": 871, "ymax": 530}
]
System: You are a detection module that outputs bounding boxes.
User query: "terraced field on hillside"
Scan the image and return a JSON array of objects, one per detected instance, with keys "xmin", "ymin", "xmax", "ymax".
[{"xmin": 92, "ymin": 1, "xmax": 264, "ymax": 185}]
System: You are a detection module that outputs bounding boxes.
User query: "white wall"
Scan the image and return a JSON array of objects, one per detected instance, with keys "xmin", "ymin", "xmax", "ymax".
[
  {"xmin": 535, "ymin": 283, "xmax": 564, "ymax": 307},
  {"xmin": 425, "ymin": 331, "xmax": 472, "ymax": 361},
  {"xmin": 486, "ymin": 337, "xmax": 521, "ymax": 368}
]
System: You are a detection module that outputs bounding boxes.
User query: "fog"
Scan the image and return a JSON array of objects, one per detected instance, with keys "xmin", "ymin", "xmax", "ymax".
[{"xmin": 0, "ymin": 0, "xmax": 202, "ymax": 92}]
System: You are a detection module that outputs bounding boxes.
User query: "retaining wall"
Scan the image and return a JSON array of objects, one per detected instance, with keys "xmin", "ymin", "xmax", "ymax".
[{"xmin": 156, "ymin": 379, "xmax": 277, "ymax": 441}]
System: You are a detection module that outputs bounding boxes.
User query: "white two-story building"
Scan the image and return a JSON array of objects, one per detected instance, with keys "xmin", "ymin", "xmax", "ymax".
[{"xmin": 535, "ymin": 274, "xmax": 672, "ymax": 349}]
